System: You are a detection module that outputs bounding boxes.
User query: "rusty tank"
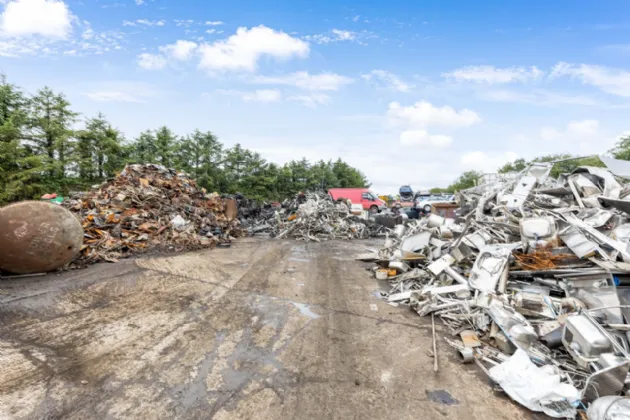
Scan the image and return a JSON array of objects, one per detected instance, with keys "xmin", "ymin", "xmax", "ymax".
[{"xmin": 0, "ymin": 201, "xmax": 83, "ymax": 274}]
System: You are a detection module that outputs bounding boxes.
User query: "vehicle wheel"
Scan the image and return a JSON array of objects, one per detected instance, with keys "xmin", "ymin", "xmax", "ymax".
[
  {"xmin": 370, "ymin": 205, "xmax": 379, "ymax": 214},
  {"xmin": 423, "ymin": 204, "xmax": 432, "ymax": 212}
]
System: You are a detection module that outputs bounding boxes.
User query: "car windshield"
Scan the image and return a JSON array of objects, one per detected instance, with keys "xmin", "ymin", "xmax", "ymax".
[{"xmin": 399, "ymin": 187, "xmax": 412, "ymax": 194}]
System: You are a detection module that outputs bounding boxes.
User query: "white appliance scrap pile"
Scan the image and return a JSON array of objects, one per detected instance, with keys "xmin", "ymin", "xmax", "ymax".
[
  {"xmin": 272, "ymin": 193, "xmax": 387, "ymax": 241},
  {"xmin": 366, "ymin": 161, "xmax": 630, "ymax": 419}
]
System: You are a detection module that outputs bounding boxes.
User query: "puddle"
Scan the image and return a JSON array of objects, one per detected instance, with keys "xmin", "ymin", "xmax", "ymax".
[
  {"xmin": 372, "ymin": 290, "xmax": 387, "ymax": 299},
  {"xmin": 426, "ymin": 390, "xmax": 459, "ymax": 406},
  {"xmin": 290, "ymin": 302, "xmax": 320, "ymax": 319}
]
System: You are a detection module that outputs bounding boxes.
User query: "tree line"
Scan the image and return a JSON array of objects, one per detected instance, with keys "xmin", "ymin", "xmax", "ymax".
[
  {"xmin": 431, "ymin": 146, "xmax": 630, "ymax": 194},
  {"xmin": 0, "ymin": 76, "xmax": 369, "ymax": 204}
]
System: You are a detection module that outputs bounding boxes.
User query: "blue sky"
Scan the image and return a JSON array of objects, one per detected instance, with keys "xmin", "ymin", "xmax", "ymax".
[{"xmin": 1, "ymin": 0, "xmax": 630, "ymax": 193}]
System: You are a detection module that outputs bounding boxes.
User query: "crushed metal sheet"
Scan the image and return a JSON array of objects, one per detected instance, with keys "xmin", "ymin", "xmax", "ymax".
[{"xmin": 364, "ymin": 162, "xmax": 630, "ymax": 418}]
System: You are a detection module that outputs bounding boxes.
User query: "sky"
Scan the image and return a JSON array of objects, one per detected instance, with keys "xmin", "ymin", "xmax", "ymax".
[{"xmin": 1, "ymin": 0, "xmax": 630, "ymax": 194}]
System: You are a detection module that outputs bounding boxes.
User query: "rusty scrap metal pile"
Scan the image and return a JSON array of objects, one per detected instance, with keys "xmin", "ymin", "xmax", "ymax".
[
  {"xmin": 64, "ymin": 164, "xmax": 243, "ymax": 265},
  {"xmin": 365, "ymin": 161, "xmax": 630, "ymax": 419},
  {"xmin": 268, "ymin": 193, "xmax": 387, "ymax": 241}
]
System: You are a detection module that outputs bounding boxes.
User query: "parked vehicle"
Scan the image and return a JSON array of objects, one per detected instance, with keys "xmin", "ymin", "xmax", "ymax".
[
  {"xmin": 328, "ymin": 188, "xmax": 387, "ymax": 213},
  {"xmin": 399, "ymin": 185, "xmax": 414, "ymax": 202},
  {"xmin": 414, "ymin": 194, "xmax": 457, "ymax": 216}
]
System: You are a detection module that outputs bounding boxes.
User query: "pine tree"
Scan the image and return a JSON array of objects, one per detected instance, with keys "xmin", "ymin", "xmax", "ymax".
[
  {"xmin": 131, "ymin": 130, "xmax": 158, "ymax": 164},
  {"xmin": 27, "ymin": 87, "xmax": 78, "ymax": 181},
  {"xmin": 154, "ymin": 126, "xmax": 178, "ymax": 167},
  {"xmin": 0, "ymin": 75, "xmax": 46, "ymax": 203},
  {"xmin": 175, "ymin": 129, "xmax": 223, "ymax": 190},
  {"xmin": 76, "ymin": 113, "xmax": 125, "ymax": 181}
]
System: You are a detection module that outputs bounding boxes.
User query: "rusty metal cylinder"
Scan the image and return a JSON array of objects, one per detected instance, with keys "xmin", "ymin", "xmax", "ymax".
[{"xmin": 0, "ymin": 201, "xmax": 83, "ymax": 274}]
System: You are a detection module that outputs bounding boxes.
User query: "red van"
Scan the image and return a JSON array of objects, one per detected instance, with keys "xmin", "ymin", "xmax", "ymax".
[{"xmin": 328, "ymin": 188, "xmax": 387, "ymax": 213}]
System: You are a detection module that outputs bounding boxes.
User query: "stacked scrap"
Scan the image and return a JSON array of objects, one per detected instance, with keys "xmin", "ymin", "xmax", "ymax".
[
  {"xmin": 64, "ymin": 164, "xmax": 244, "ymax": 265},
  {"xmin": 270, "ymin": 192, "xmax": 387, "ymax": 241},
  {"xmin": 366, "ymin": 161, "xmax": 630, "ymax": 419}
]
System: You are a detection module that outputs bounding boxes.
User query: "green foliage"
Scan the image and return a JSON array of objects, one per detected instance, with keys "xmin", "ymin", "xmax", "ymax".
[
  {"xmin": 0, "ymin": 74, "xmax": 369, "ymax": 205},
  {"xmin": 611, "ymin": 135, "xmax": 630, "ymax": 161},
  {"xmin": 429, "ymin": 187, "xmax": 450, "ymax": 194},
  {"xmin": 0, "ymin": 77, "xmax": 47, "ymax": 202},
  {"xmin": 27, "ymin": 87, "xmax": 78, "ymax": 179},
  {"xmin": 437, "ymin": 153, "xmax": 610, "ymax": 193},
  {"xmin": 498, "ymin": 158, "xmax": 528, "ymax": 174},
  {"xmin": 498, "ymin": 153, "xmax": 605, "ymax": 179},
  {"xmin": 76, "ymin": 113, "xmax": 125, "ymax": 181},
  {"xmin": 446, "ymin": 170, "xmax": 482, "ymax": 192}
]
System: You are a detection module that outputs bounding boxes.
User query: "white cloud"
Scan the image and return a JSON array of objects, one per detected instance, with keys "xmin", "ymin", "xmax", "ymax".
[
  {"xmin": 331, "ymin": 29, "xmax": 354, "ymax": 41},
  {"xmin": 252, "ymin": 71, "xmax": 353, "ymax": 91},
  {"xmin": 159, "ymin": 40, "xmax": 197, "ymax": 60},
  {"xmin": 287, "ymin": 93, "xmax": 330, "ymax": 108},
  {"xmin": 460, "ymin": 151, "xmax": 519, "ymax": 172},
  {"xmin": 86, "ymin": 91, "xmax": 144, "ymax": 103},
  {"xmin": 479, "ymin": 89, "xmax": 600, "ymax": 106},
  {"xmin": 541, "ymin": 119, "xmax": 600, "ymax": 141},
  {"xmin": 400, "ymin": 130, "xmax": 452, "ymax": 148},
  {"xmin": 205, "ymin": 21, "xmax": 223, "ymax": 26},
  {"xmin": 243, "ymin": 89, "xmax": 281, "ymax": 102},
  {"xmin": 174, "ymin": 19, "xmax": 195, "ymax": 27},
  {"xmin": 136, "ymin": 19, "xmax": 165, "ymax": 26},
  {"xmin": 83, "ymin": 81, "xmax": 161, "ymax": 103},
  {"xmin": 136, "ymin": 40, "xmax": 197, "ymax": 69},
  {"xmin": 362, "ymin": 70, "xmax": 413, "ymax": 92},
  {"xmin": 537, "ymin": 119, "xmax": 617, "ymax": 156},
  {"xmin": 305, "ymin": 28, "xmax": 358, "ymax": 44},
  {"xmin": 135, "ymin": 0, "xmax": 145, "ymax": 4},
  {"xmin": 216, "ymin": 88, "xmax": 282, "ymax": 103},
  {"xmin": 387, "ymin": 100, "xmax": 481, "ymax": 128},
  {"xmin": 0, "ymin": 0, "xmax": 72, "ymax": 39},
  {"xmin": 550, "ymin": 62, "xmax": 630, "ymax": 97},
  {"xmin": 443, "ymin": 65, "xmax": 544, "ymax": 84},
  {"xmin": 137, "ymin": 52, "xmax": 166, "ymax": 70},
  {"xmin": 197, "ymin": 25, "xmax": 309, "ymax": 72},
  {"xmin": 352, "ymin": 15, "xmax": 360, "ymax": 22}
]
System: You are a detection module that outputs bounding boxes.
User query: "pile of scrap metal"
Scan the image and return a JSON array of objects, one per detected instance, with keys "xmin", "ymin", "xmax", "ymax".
[
  {"xmin": 269, "ymin": 192, "xmax": 388, "ymax": 241},
  {"xmin": 364, "ymin": 160, "xmax": 630, "ymax": 419},
  {"xmin": 230, "ymin": 193, "xmax": 279, "ymax": 234},
  {"xmin": 64, "ymin": 164, "xmax": 244, "ymax": 265}
]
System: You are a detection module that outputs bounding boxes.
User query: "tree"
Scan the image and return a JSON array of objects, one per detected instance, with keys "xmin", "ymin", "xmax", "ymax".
[
  {"xmin": 174, "ymin": 129, "xmax": 223, "ymax": 190},
  {"xmin": 430, "ymin": 187, "xmax": 449, "ymax": 194},
  {"xmin": 0, "ymin": 73, "xmax": 375, "ymax": 204},
  {"xmin": 0, "ymin": 76, "xmax": 46, "ymax": 203},
  {"xmin": 332, "ymin": 158, "xmax": 369, "ymax": 188},
  {"xmin": 498, "ymin": 158, "xmax": 528, "ymax": 174},
  {"xmin": 447, "ymin": 170, "xmax": 482, "ymax": 192},
  {"xmin": 76, "ymin": 113, "xmax": 125, "ymax": 181},
  {"xmin": 154, "ymin": 126, "xmax": 178, "ymax": 167},
  {"xmin": 611, "ymin": 135, "xmax": 630, "ymax": 161},
  {"xmin": 498, "ymin": 153, "xmax": 605, "ymax": 179},
  {"xmin": 27, "ymin": 87, "xmax": 78, "ymax": 180},
  {"xmin": 131, "ymin": 130, "xmax": 158, "ymax": 164}
]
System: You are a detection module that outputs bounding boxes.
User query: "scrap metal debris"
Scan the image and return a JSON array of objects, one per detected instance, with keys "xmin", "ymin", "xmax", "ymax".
[
  {"xmin": 366, "ymin": 162, "xmax": 630, "ymax": 418},
  {"xmin": 64, "ymin": 164, "xmax": 245, "ymax": 265},
  {"xmin": 262, "ymin": 192, "xmax": 388, "ymax": 241}
]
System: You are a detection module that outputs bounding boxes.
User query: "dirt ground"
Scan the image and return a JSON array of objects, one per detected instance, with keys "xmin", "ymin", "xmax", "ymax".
[{"xmin": 0, "ymin": 239, "xmax": 538, "ymax": 420}]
